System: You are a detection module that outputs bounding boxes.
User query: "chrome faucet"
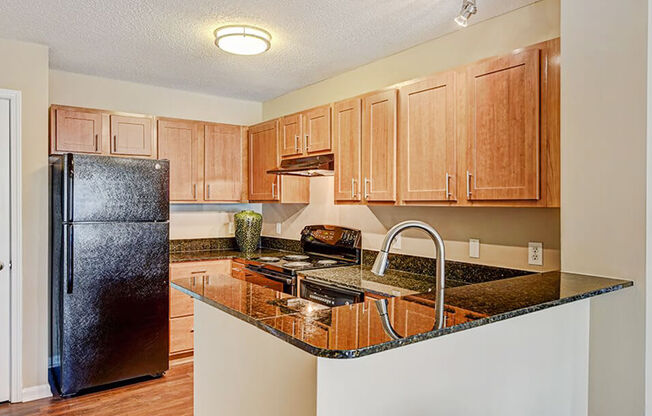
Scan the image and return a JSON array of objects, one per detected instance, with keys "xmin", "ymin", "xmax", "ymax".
[{"xmin": 371, "ymin": 220, "xmax": 446, "ymax": 338}]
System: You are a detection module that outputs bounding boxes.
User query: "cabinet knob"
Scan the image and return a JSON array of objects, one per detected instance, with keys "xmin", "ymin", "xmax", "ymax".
[{"xmin": 0, "ymin": 261, "xmax": 4, "ymax": 271}]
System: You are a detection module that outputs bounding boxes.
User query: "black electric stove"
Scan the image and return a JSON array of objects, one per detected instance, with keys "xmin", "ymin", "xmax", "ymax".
[{"xmin": 243, "ymin": 225, "xmax": 361, "ymax": 296}]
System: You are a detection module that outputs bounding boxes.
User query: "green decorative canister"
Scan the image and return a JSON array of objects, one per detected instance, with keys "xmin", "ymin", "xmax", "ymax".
[{"xmin": 234, "ymin": 210, "xmax": 262, "ymax": 253}]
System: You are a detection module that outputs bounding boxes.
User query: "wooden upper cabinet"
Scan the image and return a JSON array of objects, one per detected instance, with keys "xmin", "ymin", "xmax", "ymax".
[
  {"xmin": 303, "ymin": 105, "xmax": 331, "ymax": 154},
  {"xmin": 280, "ymin": 114, "xmax": 302, "ymax": 157},
  {"xmin": 249, "ymin": 120, "xmax": 280, "ymax": 201},
  {"xmin": 158, "ymin": 119, "xmax": 201, "ymax": 202},
  {"xmin": 362, "ymin": 90, "xmax": 397, "ymax": 202},
  {"xmin": 53, "ymin": 108, "xmax": 103, "ymax": 154},
  {"xmin": 333, "ymin": 98, "xmax": 362, "ymax": 202},
  {"xmin": 279, "ymin": 105, "xmax": 332, "ymax": 159},
  {"xmin": 466, "ymin": 48, "xmax": 541, "ymax": 201},
  {"xmin": 204, "ymin": 123, "xmax": 244, "ymax": 202},
  {"xmin": 399, "ymin": 72, "xmax": 457, "ymax": 203},
  {"xmin": 110, "ymin": 115, "xmax": 154, "ymax": 157}
]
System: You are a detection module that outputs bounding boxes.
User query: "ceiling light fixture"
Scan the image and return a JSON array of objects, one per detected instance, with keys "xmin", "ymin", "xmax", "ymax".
[
  {"xmin": 214, "ymin": 25, "xmax": 271, "ymax": 56},
  {"xmin": 454, "ymin": 0, "xmax": 478, "ymax": 27}
]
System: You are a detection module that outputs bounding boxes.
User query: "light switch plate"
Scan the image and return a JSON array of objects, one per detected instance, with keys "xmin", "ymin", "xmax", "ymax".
[
  {"xmin": 275, "ymin": 222, "xmax": 282, "ymax": 235},
  {"xmin": 528, "ymin": 242, "xmax": 543, "ymax": 266},
  {"xmin": 469, "ymin": 239, "xmax": 480, "ymax": 258},
  {"xmin": 392, "ymin": 236, "xmax": 402, "ymax": 249},
  {"xmin": 228, "ymin": 222, "xmax": 235, "ymax": 234}
]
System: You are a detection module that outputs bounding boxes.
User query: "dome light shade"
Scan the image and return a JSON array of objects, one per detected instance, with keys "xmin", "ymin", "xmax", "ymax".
[{"xmin": 214, "ymin": 25, "xmax": 271, "ymax": 55}]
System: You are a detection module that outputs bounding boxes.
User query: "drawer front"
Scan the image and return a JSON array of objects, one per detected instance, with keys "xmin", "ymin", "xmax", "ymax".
[
  {"xmin": 170, "ymin": 285, "xmax": 194, "ymax": 318},
  {"xmin": 170, "ymin": 315, "xmax": 194, "ymax": 353},
  {"xmin": 170, "ymin": 259, "xmax": 232, "ymax": 279}
]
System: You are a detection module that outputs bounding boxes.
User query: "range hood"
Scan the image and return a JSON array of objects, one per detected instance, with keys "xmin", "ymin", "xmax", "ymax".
[{"xmin": 267, "ymin": 154, "xmax": 334, "ymax": 177}]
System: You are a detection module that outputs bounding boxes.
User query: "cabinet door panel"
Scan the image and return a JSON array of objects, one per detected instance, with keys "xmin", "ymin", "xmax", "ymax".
[
  {"xmin": 110, "ymin": 115, "xmax": 153, "ymax": 157},
  {"xmin": 399, "ymin": 72, "xmax": 456, "ymax": 202},
  {"xmin": 362, "ymin": 90, "xmax": 397, "ymax": 202},
  {"xmin": 304, "ymin": 105, "xmax": 331, "ymax": 154},
  {"xmin": 280, "ymin": 114, "xmax": 302, "ymax": 157},
  {"xmin": 169, "ymin": 316, "xmax": 193, "ymax": 353},
  {"xmin": 158, "ymin": 120, "xmax": 200, "ymax": 202},
  {"xmin": 55, "ymin": 109, "xmax": 102, "ymax": 153},
  {"xmin": 204, "ymin": 123, "xmax": 243, "ymax": 202},
  {"xmin": 333, "ymin": 98, "xmax": 362, "ymax": 202},
  {"xmin": 467, "ymin": 49, "xmax": 540, "ymax": 200},
  {"xmin": 248, "ymin": 120, "xmax": 279, "ymax": 201}
]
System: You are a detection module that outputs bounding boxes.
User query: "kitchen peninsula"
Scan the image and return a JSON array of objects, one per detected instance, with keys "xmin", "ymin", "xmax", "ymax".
[{"xmin": 172, "ymin": 248, "xmax": 631, "ymax": 416}]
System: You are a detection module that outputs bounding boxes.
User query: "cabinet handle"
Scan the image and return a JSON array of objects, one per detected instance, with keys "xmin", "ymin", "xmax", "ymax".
[
  {"xmin": 193, "ymin": 184, "xmax": 197, "ymax": 200},
  {"xmin": 295, "ymin": 135, "xmax": 300, "ymax": 153},
  {"xmin": 95, "ymin": 134, "xmax": 99, "ymax": 152},
  {"xmin": 272, "ymin": 182, "xmax": 277, "ymax": 199},
  {"xmin": 445, "ymin": 173, "xmax": 451, "ymax": 199},
  {"xmin": 466, "ymin": 171, "xmax": 472, "ymax": 198},
  {"xmin": 351, "ymin": 178, "xmax": 357, "ymax": 199},
  {"xmin": 305, "ymin": 134, "xmax": 310, "ymax": 151},
  {"xmin": 364, "ymin": 178, "xmax": 371, "ymax": 200},
  {"xmin": 191, "ymin": 270, "xmax": 207, "ymax": 274},
  {"xmin": 113, "ymin": 135, "xmax": 117, "ymax": 152},
  {"xmin": 206, "ymin": 184, "xmax": 211, "ymax": 200}
]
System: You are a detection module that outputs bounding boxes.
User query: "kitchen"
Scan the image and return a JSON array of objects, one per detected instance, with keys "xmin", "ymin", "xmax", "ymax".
[{"xmin": 0, "ymin": 0, "xmax": 648, "ymax": 415}]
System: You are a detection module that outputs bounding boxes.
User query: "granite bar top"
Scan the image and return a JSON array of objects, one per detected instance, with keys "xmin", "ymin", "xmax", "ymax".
[{"xmin": 172, "ymin": 270, "xmax": 632, "ymax": 359}]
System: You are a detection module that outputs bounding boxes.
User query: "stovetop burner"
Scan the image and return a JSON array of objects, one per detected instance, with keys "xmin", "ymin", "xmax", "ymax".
[
  {"xmin": 283, "ymin": 254, "xmax": 310, "ymax": 261},
  {"xmin": 258, "ymin": 256, "xmax": 281, "ymax": 262},
  {"xmin": 284, "ymin": 261, "xmax": 312, "ymax": 268}
]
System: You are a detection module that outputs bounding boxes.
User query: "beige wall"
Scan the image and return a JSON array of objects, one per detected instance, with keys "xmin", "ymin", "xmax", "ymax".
[
  {"xmin": 0, "ymin": 38, "xmax": 49, "ymax": 390},
  {"xmin": 50, "ymin": 70, "xmax": 262, "ymax": 125},
  {"xmin": 49, "ymin": 69, "xmax": 264, "ymax": 240},
  {"xmin": 561, "ymin": 0, "xmax": 647, "ymax": 414},
  {"xmin": 263, "ymin": 177, "xmax": 560, "ymax": 272},
  {"xmin": 261, "ymin": 0, "xmax": 561, "ymax": 271},
  {"xmin": 263, "ymin": 0, "xmax": 560, "ymax": 119}
]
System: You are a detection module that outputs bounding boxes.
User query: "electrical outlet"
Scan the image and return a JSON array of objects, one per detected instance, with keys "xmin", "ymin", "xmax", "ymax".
[
  {"xmin": 528, "ymin": 242, "xmax": 543, "ymax": 266},
  {"xmin": 275, "ymin": 222, "xmax": 282, "ymax": 235},
  {"xmin": 469, "ymin": 239, "xmax": 480, "ymax": 258},
  {"xmin": 228, "ymin": 222, "xmax": 235, "ymax": 234},
  {"xmin": 392, "ymin": 236, "xmax": 402, "ymax": 250}
]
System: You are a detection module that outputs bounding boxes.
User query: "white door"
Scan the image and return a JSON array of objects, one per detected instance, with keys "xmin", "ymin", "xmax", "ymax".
[{"xmin": 0, "ymin": 97, "xmax": 11, "ymax": 402}]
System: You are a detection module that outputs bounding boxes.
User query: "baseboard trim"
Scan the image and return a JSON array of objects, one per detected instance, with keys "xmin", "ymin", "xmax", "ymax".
[{"xmin": 22, "ymin": 384, "xmax": 52, "ymax": 402}]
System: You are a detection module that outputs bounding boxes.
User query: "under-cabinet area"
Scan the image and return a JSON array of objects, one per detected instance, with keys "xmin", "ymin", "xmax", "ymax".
[{"xmin": 49, "ymin": 37, "xmax": 559, "ymax": 209}]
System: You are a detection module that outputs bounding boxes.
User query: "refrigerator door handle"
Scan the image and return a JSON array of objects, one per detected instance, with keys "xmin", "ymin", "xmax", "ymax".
[{"xmin": 66, "ymin": 225, "xmax": 74, "ymax": 294}]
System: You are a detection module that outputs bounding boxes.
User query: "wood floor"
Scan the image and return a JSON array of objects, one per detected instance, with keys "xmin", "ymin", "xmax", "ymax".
[{"xmin": 0, "ymin": 362, "xmax": 193, "ymax": 416}]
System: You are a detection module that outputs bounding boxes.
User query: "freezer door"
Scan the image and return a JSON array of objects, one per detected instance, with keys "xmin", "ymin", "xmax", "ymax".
[
  {"xmin": 66, "ymin": 154, "xmax": 169, "ymax": 222},
  {"xmin": 59, "ymin": 222, "xmax": 169, "ymax": 396}
]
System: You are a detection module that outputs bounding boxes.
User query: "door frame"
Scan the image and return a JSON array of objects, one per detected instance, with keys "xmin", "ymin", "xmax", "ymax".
[{"xmin": 0, "ymin": 89, "xmax": 23, "ymax": 403}]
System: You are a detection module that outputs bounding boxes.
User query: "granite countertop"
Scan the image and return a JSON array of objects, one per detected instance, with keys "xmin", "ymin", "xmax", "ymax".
[
  {"xmin": 172, "ymin": 270, "xmax": 632, "ymax": 359},
  {"xmin": 169, "ymin": 249, "xmax": 294, "ymax": 263}
]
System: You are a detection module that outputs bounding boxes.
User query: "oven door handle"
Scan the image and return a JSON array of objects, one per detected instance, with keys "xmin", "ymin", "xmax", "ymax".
[{"xmin": 245, "ymin": 265, "xmax": 295, "ymax": 286}]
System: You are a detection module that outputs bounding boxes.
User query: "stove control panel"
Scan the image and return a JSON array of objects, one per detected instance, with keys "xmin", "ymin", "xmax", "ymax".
[{"xmin": 301, "ymin": 225, "xmax": 362, "ymax": 263}]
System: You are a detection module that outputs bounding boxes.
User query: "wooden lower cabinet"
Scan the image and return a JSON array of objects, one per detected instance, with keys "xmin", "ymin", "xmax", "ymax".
[
  {"xmin": 169, "ymin": 315, "xmax": 194, "ymax": 354},
  {"xmin": 169, "ymin": 259, "xmax": 232, "ymax": 359}
]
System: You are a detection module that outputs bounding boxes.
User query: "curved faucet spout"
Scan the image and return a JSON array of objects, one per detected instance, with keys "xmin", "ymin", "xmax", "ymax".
[{"xmin": 371, "ymin": 220, "xmax": 446, "ymax": 330}]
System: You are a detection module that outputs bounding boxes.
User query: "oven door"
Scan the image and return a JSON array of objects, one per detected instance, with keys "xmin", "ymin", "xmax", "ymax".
[
  {"xmin": 245, "ymin": 265, "xmax": 296, "ymax": 295},
  {"xmin": 300, "ymin": 279, "xmax": 364, "ymax": 307}
]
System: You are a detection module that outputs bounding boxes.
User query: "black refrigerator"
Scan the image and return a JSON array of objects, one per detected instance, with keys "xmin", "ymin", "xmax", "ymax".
[{"xmin": 50, "ymin": 153, "xmax": 170, "ymax": 396}]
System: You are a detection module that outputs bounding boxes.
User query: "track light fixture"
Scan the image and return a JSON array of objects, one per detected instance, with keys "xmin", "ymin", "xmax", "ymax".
[{"xmin": 455, "ymin": 0, "xmax": 478, "ymax": 27}]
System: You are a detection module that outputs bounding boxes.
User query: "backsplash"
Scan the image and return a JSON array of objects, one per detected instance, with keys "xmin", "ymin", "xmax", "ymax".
[
  {"xmin": 170, "ymin": 237, "xmax": 529, "ymax": 284},
  {"xmin": 169, "ymin": 237, "xmax": 238, "ymax": 253},
  {"xmin": 361, "ymin": 250, "xmax": 529, "ymax": 284}
]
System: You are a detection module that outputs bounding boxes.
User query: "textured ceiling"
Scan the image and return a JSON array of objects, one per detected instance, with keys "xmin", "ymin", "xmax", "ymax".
[{"xmin": 0, "ymin": 0, "xmax": 538, "ymax": 101}]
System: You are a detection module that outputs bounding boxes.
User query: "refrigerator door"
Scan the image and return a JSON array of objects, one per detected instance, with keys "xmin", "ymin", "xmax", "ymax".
[
  {"xmin": 65, "ymin": 154, "xmax": 169, "ymax": 222},
  {"xmin": 59, "ymin": 222, "xmax": 169, "ymax": 396}
]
